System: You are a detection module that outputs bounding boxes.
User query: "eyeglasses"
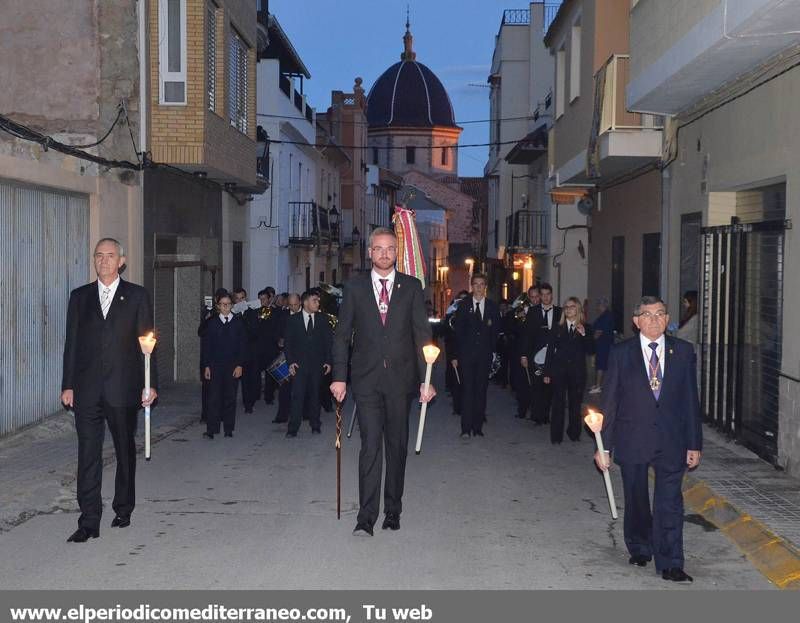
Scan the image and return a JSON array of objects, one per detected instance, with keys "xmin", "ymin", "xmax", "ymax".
[
  {"xmin": 371, "ymin": 246, "xmax": 396, "ymax": 254},
  {"xmin": 637, "ymin": 311, "xmax": 667, "ymax": 320}
]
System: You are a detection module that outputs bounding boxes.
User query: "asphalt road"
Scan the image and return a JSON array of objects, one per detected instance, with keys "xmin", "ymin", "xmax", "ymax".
[{"xmin": 0, "ymin": 374, "xmax": 772, "ymax": 590}]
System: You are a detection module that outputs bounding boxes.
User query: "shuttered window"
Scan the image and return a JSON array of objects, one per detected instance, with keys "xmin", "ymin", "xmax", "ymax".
[{"xmin": 228, "ymin": 30, "xmax": 249, "ymax": 134}]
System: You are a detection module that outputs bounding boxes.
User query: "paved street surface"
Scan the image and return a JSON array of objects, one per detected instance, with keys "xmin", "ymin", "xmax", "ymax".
[{"xmin": 0, "ymin": 372, "xmax": 780, "ymax": 590}]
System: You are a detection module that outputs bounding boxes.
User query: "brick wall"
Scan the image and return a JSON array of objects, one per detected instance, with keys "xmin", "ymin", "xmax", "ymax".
[{"xmin": 148, "ymin": 0, "xmax": 256, "ymax": 185}]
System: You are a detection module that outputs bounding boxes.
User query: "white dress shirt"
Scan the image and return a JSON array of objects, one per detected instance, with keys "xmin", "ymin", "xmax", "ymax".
[
  {"xmin": 473, "ymin": 297, "xmax": 485, "ymax": 317},
  {"xmin": 639, "ymin": 333, "xmax": 666, "ymax": 376},
  {"xmin": 302, "ymin": 310, "xmax": 315, "ymax": 331},
  {"xmin": 371, "ymin": 268, "xmax": 396, "ymax": 307},
  {"xmin": 541, "ymin": 305, "xmax": 554, "ymax": 329},
  {"xmin": 219, "ymin": 313, "xmax": 233, "ymax": 323},
  {"xmin": 98, "ymin": 277, "xmax": 120, "ymax": 319}
]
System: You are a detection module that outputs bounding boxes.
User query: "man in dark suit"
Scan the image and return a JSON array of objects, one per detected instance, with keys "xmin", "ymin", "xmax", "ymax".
[
  {"xmin": 274, "ymin": 293, "xmax": 301, "ymax": 423},
  {"xmin": 256, "ymin": 287, "xmax": 280, "ymax": 405},
  {"xmin": 595, "ymin": 295, "xmax": 702, "ymax": 582},
  {"xmin": 201, "ymin": 293, "xmax": 246, "ymax": 439},
  {"xmin": 61, "ymin": 238, "xmax": 157, "ymax": 543},
  {"xmin": 450, "ymin": 274, "xmax": 500, "ymax": 437},
  {"xmin": 521, "ymin": 283, "xmax": 561, "ymax": 424},
  {"xmin": 331, "ymin": 227, "xmax": 435, "ymax": 537},
  {"xmin": 232, "ymin": 287, "xmax": 259, "ymax": 414},
  {"xmin": 284, "ymin": 289, "xmax": 332, "ymax": 437}
]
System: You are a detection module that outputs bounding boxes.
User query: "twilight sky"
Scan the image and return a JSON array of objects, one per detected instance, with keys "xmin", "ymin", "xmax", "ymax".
[{"xmin": 267, "ymin": 0, "xmax": 535, "ymax": 177}]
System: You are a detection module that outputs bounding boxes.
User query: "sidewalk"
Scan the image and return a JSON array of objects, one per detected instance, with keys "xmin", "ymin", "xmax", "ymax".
[{"xmin": 0, "ymin": 383, "xmax": 202, "ymax": 533}]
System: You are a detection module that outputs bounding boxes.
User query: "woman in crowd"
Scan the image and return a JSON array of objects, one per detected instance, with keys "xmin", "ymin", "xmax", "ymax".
[
  {"xmin": 675, "ymin": 290, "xmax": 699, "ymax": 348},
  {"xmin": 544, "ymin": 297, "xmax": 595, "ymax": 444}
]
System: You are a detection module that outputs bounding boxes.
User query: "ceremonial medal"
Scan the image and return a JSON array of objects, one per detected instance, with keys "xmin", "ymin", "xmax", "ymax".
[
  {"xmin": 650, "ymin": 376, "xmax": 661, "ymax": 391},
  {"xmin": 378, "ymin": 302, "xmax": 388, "ymax": 314}
]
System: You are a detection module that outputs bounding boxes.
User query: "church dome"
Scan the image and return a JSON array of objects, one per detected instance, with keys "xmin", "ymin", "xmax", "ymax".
[{"xmin": 366, "ymin": 22, "xmax": 457, "ymax": 129}]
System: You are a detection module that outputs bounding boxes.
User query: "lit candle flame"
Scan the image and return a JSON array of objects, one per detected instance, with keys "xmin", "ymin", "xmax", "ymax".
[
  {"xmin": 584, "ymin": 408, "xmax": 604, "ymax": 433},
  {"xmin": 422, "ymin": 344, "xmax": 440, "ymax": 364},
  {"xmin": 138, "ymin": 331, "xmax": 157, "ymax": 355}
]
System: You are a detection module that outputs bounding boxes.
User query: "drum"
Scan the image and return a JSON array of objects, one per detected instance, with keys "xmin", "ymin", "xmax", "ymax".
[{"xmin": 267, "ymin": 352, "xmax": 291, "ymax": 385}]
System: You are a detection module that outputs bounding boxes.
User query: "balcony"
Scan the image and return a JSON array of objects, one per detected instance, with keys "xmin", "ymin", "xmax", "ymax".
[
  {"xmin": 288, "ymin": 202, "xmax": 338, "ymax": 247},
  {"xmin": 587, "ymin": 55, "xmax": 663, "ymax": 181},
  {"xmin": 628, "ymin": 0, "xmax": 800, "ymax": 114},
  {"xmin": 505, "ymin": 210, "xmax": 549, "ymax": 253}
]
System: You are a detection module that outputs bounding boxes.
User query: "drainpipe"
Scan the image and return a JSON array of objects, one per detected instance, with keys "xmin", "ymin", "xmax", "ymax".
[{"xmin": 661, "ymin": 165, "xmax": 671, "ymax": 306}]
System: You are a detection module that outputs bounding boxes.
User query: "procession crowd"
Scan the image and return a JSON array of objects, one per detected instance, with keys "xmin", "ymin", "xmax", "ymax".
[{"xmin": 62, "ymin": 233, "xmax": 703, "ymax": 585}]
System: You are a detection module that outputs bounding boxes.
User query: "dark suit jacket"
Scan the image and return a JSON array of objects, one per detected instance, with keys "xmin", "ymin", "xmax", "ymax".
[
  {"xmin": 62, "ymin": 279, "xmax": 157, "ymax": 409},
  {"xmin": 451, "ymin": 297, "xmax": 500, "ymax": 364},
  {"xmin": 544, "ymin": 322, "xmax": 595, "ymax": 381},
  {"xmin": 284, "ymin": 312, "xmax": 332, "ymax": 373},
  {"xmin": 524, "ymin": 304, "xmax": 562, "ymax": 360},
  {"xmin": 600, "ymin": 335, "xmax": 703, "ymax": 468},
  {"xmin": 200, "ymin": 315, "xmax": 247, "ymax": 370},
  {"xmin": 332, "ymin": 271, "xmax": 432, "ymax": 395}
]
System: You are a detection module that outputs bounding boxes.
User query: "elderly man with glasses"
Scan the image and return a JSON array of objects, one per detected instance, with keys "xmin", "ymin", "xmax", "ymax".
[{"xmin": 594, "ymin": 296, "xmax": 703, "ymax": 582}]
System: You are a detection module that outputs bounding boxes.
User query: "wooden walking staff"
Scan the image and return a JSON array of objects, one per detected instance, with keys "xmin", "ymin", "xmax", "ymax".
[
  {"xmin": 138, "ymin": 332, "xmax": 157, "ymax": 461},
  {"xmin": 335, "ymin": 399, "xmax": 343, "ymax": 519},
  {"xmin": 414, "ymin": 344, "xmax": 440, "ymax": 455},
  {"xmin": 584, "ymin": 408, "xmax": 618, "ymax": 519}
]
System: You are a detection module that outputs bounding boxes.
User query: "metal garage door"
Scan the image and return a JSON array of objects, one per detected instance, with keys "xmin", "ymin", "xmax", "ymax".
[
  {"xmin": 701, "ymin": 217, "xmax": 786, "ymax": 464},
  {"xmin": 0, "ymin": 179, "xmax": 89, "ymax": 435}
]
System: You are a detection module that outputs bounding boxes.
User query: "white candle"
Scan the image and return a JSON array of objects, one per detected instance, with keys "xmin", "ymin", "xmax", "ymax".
[
  {"xmin": 415, "ymin": 344, "xmax": 440, "ymax": 455},
  {"xmin": 584, "ymin": 410, "xmax": 618, "ymax": 519},
  {"xmin": 138, "ymin": 332, "xmax": 157, "ymax": 462}
]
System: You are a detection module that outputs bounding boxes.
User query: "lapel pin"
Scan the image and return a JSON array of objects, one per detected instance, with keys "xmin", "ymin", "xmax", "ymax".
[
  {"xmin": 120, "ymin": 296, "xmax": 125, "ymax": 301},
  {"xmin": 669, "ymin": 348, "xmax": 673, "ymax": 354}
]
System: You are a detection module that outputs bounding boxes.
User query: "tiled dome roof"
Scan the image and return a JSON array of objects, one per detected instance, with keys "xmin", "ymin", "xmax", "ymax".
[{"xmin": 366, "ymin": 22, "xmax": 457, "ymax": 129}]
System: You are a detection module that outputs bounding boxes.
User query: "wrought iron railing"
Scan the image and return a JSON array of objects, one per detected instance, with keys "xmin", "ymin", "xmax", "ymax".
[
  {"xmin": 506, "ymin": 210, "xmax": 549, "ymax": 251},
  {"xmin": 288, "ymin": 202, "xmax": 338, "ymax": 245}
]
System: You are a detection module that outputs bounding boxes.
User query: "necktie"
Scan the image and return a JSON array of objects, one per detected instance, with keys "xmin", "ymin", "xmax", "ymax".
[
  {"xmin": 307, "ymin": 314, "xmax": 314, "ymax": 334},
  {"xmin": 568, "ymin": 324, "xmax": 574, "ymax": 338},
  {"xmin": 475, "ymin": 301, "xmax": 482, "ymax": 322},
  {"xmin": 648, "ymin": 342, "xmax": 663, "ymax": 400},
  {"xmin": 223, "ymin": 316, "xmax": 228, "ymax": 324},
  {"xmin": 544, "ymin": 308, "xmax": 549, "ymax": 328},
  {"xmin": 100, "ymin": 287, "xmax": 111, "ymax": 319},
  {"xmin": 379, "ymin": 279, "xmax": 389, "ymax": 325}
]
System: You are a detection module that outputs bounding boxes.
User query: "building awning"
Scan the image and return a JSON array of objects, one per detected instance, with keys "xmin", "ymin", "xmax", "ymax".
[
  {"xmin": 260, "ymin": 14, "xmax": 311, "ymax": 78},
  {"xmin": 505, "ymin": 125, "xmax": 548, "ymax": 164}
]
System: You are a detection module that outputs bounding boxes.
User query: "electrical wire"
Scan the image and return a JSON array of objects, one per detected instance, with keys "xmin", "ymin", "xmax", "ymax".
[
  {"xmin": 256, "ymin": 112, "xmax": 538, "ymax": 126},
  {"xmin": 69, "ymin": 107, "xmax": 125, "ymax": 148},
  {"xmin": 270, "ymin": 137, "xmax": 528, "ymax": 150}
]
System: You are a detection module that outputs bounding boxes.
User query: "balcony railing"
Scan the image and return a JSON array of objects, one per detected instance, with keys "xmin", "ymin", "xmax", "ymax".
[
  {"xmin": 506, "ymin": 210, "xmax": 549, "ymax": 252},
  {"xmin": 279, "ymin": 74, "xmax": 290, "ymax": 97},
  {"xmin": 502, "ymin": 9, "xmax": 530, "ymax": 25},
  {"xmin": 596, "ymin": 55, "xmax": 663, "ymax": 134},
  {"xmin": 288, "ymin": 202, "xmax": 338, "ymax": 246}
]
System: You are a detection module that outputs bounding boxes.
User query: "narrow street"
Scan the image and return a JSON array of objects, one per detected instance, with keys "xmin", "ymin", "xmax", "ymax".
[{"xmin": 0, "ymin": 372, "xmax": 771, "ymax": 590}]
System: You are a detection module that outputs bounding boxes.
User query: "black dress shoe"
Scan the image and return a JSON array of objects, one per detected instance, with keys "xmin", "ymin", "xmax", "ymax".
[
  {"xmin": 111, "ymin": 515, "xmax": 130, "ymax": 528},
  {"xmin": 352, "ymin": 522, "xmax": 373, "ymax": 537},
  {"xmin": 628, "ymin": 555, "xmax": 650, "ymax": 567},
  {"xmin": 311, "ymin": 428, "xmax": 321, "ymax": 434},
  {"xmin": 285, "ymin": 431, "xmax": 297, "ymax": 438},
  {"xmin": 515, "ymin": 413, "xmax": 526, "ymax": 419},
  {"xmin": 203, "ymin": 432, "xmax": 214, "ymax": 440},
  {"xmin": 460, "ymin": 432, "xmax": 471, "ymax": 439},
  {"xmin": 473, "ymin": 430, "xmax": 484, "ymax": 437},
  {"xmin": 67, "ymin": 527, "xmax": 99, "ymax": 543},
  {"xmin": 662, "ymin": 568, "xmax": 693, "ymax": 582},
  {"xmin": 244, "ymin": 407, "xmax": 253, "ymax": 414},
  {"xmin": 381, "ymin": 514, "xmax": 400, "ymax": 531},
  {"xmin": 224, "ymin": 431, "xmax": 233, "ymax": 438}
]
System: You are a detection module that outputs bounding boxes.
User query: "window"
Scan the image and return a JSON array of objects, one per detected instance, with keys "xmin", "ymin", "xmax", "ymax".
[
  {"xmin": 555, "ymin": 46, "xmax": 566, "ymax": 118},
  {"xmin": 372, "ymin": 147, "xmax": 379, "ymax": 165},
  {"xmin": 228, "ymin": 29, "xmax": 249, "ymax": 133},
  {"xmin": 159, "ymin": 0, "xmax": 187, "ymax": 104},
  {"xmin": 206, "ymin": 3, "xmax": 217, "ymax": 112},
  {"xmin": 406, "ymin": 146, "xmax": 415, "ymax": 164},
  {"xmin": 570, "ymin": 21, "xmax": 582, "ymax": 102},
  {"xmin": 440, "ymin": 146, "xmax": 449, "ymax": 166}
]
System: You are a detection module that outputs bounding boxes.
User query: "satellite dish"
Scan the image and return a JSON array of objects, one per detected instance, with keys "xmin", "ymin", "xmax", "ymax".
[{"xmin": 577, "ymin": 196, "xmax": 594, "ymax": 215}]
